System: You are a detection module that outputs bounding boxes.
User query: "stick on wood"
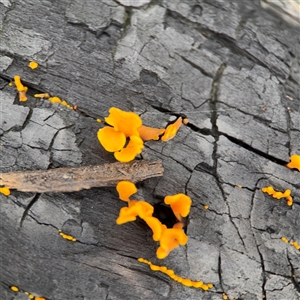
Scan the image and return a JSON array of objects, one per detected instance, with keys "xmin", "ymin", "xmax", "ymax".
[{"xmin": 0, "ymin": 160, "xmax": 164, "ymax": 193}]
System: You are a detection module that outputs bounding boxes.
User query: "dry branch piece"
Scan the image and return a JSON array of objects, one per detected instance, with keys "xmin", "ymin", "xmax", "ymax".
[{"xmin": 0, "ymin": 160, "xmax": 163, "ymax": 193}]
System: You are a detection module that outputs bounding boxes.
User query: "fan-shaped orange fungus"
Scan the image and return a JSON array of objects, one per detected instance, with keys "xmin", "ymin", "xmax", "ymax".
[
  {"xmin": 138, "ymin": 258, "xmax": 213, "ymax": 290},
  {"xmin": 287, "ymin": 154, "xmax": 300, "ymax": 171},
  {"xmin": 114, "ymin": 135, "xmax": 144, "ymax": 163},
  {"xmin": 157, "ymin": 226, "xmax": 188, "ymax": 259},
  {"xmin": 105, "ymin": 107, "xmax": 142, "ymax": 137},
  {"xmin": 0, "ymin": 187, "xmax": 10, "ymax": 196},
  {"xmin": 164, "ymin": 193, "xmax": 192, "ymax": 221},
  {"xmin": 138, "ymin": 125, "xmax": 165, "ymax": 141},
  {"xmin": 98, "ymin": 127, "xmax": 126, "ymax": 152},
  {"xmin": 161, "ymin": 117, "xmax": 183, "ymax": 141},
  {"xmin": 116, "ymin": 181, "xmax": 138, "ymax": 201},
  {"xmin": 28, "ymin": 61, "xmax": 38, "ymax": 69},
  {"xmin": 14, "ymin": 75, "xmax": 28, "ymax": 101},
  {"xmin": 262, "ymin": 186, "xmax": 293, "ymax": 206},
  {"xmin": 116, "ymin": 201, "xmax": 154, "ymax": 224}
]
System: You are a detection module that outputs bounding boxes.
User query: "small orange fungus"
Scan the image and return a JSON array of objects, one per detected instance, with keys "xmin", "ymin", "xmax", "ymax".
[
  {"xmin": 116, "ymin": 201, "xmax": 154, "ymax": 224},
  {"xmin": 164, "ymin": 193, "xmax": 192, "ymax": 221},
  {"xmin": 222, "ymin": 293, "xmax": 228, "ymax": 300},
  {"xmin": 28, "ymin": 61, "xmax": 38, "ymax": 69},
  {"xmin": 156, "ymin": 226, "xmax": 188, "ymax": 259},
  {"xmin": 287, "ymin": 154, "xmax": 300, "ymax": 171},
  {"xmin": 138, "ymin": 258, "xmax": 213, "ymax": 290},
  {"xmin": 58, "ymin": 230, "xmax": 76, "ymax": 242},
  {"xmin": 290, "ymin": 241, "xmax": 300, "ymax": 250},
  {"xmin": 9, "ymin": 82, "xmax": 13, "ymax": 86},
  {"xmin": 114, "ymin": 135, "xmax": 144, "ymax": 163},
  {"xmin": 281, "ymin": 237, "xmax": 288, "ymax": 243},
  {"xmin": 98, "ymin": 127, "xmax": 126, "ymax": 152},
  {"xmin": 262, "ymin": 186, "xmax": 293, "ymax": 206},
  {"xmin": 10, "ymin": 286, "xmax": 19, "ymax": 292},
  {"xmin": 138, "ymin": 125, "xmax": 165, "ymax": 141},
  {"xmin": 48, "ymin": 97, "xmax": 73, "ymax": 109},
  {"xmin": 98, "ymin": 107, "xmax": 144, "ymax": 162},
  {"xmin": 161, "ymin": 117, "xmax": 183, "ymax": 141},
  {"xmin": 96, "ymin": 118, "xmax": 102, "ymax": 123},
  {"xmin": 0, "ymin": 187, "xmax": 10, "ymax": 196},
  {"xmin": 204, "ymin": 205, "xmax": 209, "ymax": 210},
  {"xmin": 34, "ymin": 93, "xmax": 50, "ymax": 99},
  {"xmin": 14, "ymin": 75, "xmax": 28, "ymax": 101},
  {"xmin": 105, "ymin": 107, "xmax": 142, "ymax": 137},
  {"xmin": 116, "ymin": 181, "xmax": 137, "ymax": 201}
]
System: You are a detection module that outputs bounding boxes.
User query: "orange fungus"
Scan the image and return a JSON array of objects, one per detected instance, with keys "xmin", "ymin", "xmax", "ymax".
[
  {"xmin": 116, "ymin": 181, "xmax": 138, "ymax": 202},
  {"xmin": 287, "ymin": 154, "xmax": 300, "ymax": 171},
  {"xmin": 161, "ymin": 117, "xmax": 183, "ymax": 141},
  {"xmin": 138, "ymin": 125, "xmax": 165, "ymax": 141},
  {"xmin": 97, "ymin": 127, "xmax": 126, "ymax": 152},
  {"xmin": 164, "ymin": 193, "xmax": 192, "ymax": 221},
  {"xmin": 114, "ymin": 135, "xmax": 144, "ymax": 163},
  {"xmin": 105, "ymin": 107, "xmax": 142, "ymax": 137}
]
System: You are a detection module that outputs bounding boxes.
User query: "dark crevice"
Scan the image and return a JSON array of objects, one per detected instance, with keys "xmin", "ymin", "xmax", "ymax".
[
  {"xmin": 257, "ymin": 248, "xmax": 267, "ymax": 300},
  {"xmin": 221, "ymin": 132, "xmax": 288, "ymax": 166},
  {"xmin": 180, "ymin": 55, "xmax": 214, "ymax": 79},
  {"xmin": 20, "ymin": 193, "xmax": 41, "ymax": 227},
  {"xmin": 185, "ymin": 122, "xmax": 211, "ymax": 136},
  {"xmin": 218, "ymin": 251, "xmax": 225, "ymax": 292}
]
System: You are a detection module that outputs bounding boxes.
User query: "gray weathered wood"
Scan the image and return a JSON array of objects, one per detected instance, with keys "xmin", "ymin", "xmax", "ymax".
[{"xmin": 0, "ymin": 0, "xmax": 299, "ymax": 300}]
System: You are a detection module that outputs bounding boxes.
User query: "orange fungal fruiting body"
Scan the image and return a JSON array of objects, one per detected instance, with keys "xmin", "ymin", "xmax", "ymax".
[
  {"xmin": 34, "ymin": 93, "xmax": 50, "ymax": 99},
  {"xmin": 28, "ymin": 61, "xmax": 38, "ymax": 69},
  {"xmin": 138, "ymin": 125, "xmax": 165, "ymax": 141},
  {"xmin": 14, "ymin": 75, "xmax": 28, "ymax": 101},
  {"xmin": 138, "ymin": 258, "xmax": 213, "ymax": 290},
  {"xmin": 116, "ymin": 181, "xmax": 138, "ymax": 201},
  {"xmin": 262, "ymin": 186, "xmax": 293, "ymax": 206},
  {"xmin": 0, "ymin": 187, "xmax": 10, "ymax": 196},
  {"xmin": 164, "ymin": 193, "xmax": 192, "ymax": 221},
  {"xmin": 286, "ymin": 154, "xmax": 300, "ymax": 171},
  {"xmin": 161, "ymin": 117, "xmax": 183, "ymax": 141},
  {"xmin": 97, "ymin": 108, "xmax": 144, "ymax": 163},
  {"xmin": 58, "ymin": 230, "xmax": 76, "ymax": 242},
  {"xmin": 115, "ymin": 181, "xmax": 192, "ymax": 259}
]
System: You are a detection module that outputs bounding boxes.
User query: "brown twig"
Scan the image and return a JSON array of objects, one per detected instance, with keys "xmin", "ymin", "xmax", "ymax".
[{"xmin": 0, "ymin": 160, "xmax": 163, "ymax": 193}]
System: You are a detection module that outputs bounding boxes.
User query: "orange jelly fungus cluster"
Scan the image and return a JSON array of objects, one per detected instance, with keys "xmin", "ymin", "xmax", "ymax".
[
  {"xmin": 287, "ymin": 154, "xmax": 300, "ymax": 171},
  {"xmin": 28, "ymin": 61, "xmax": 39, "ymax": 69},
  {"xmin": 281, "ymin": 237, "xmax": 300, "ymax": 251},
  {"xmin": 116, "ymin": 181, "xmax": 191, "ymax": 259},
  {"xmin": 14, "ymin": 75, "xmax": 28, "ymax": 101},
  {"xmin": 261, "ymin": 186, "xmax": 293, "ymax": 206},
  {"xmin": 138, "ymin": 258, "xmax": 213, "ymax": 290},
  {"xmin": 10, "ymin": 285, "xmax": 46, "ymax": 300},
  {"xmin": 97, "ymin": 107, "xmax": 185, "ymax": 162},
  {"xmin": 0, "ymin": 187, "xmax": 10, "ymax": 196}
]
